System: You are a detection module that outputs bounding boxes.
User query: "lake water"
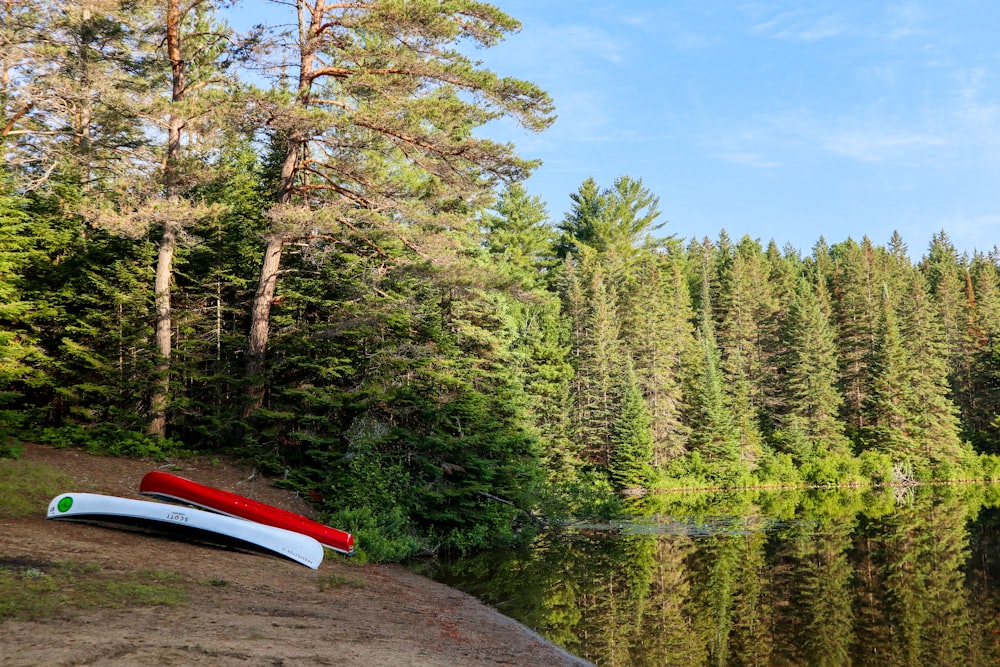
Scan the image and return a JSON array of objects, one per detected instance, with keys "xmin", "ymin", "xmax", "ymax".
[{"xmin": 414, "ymin": 485, "xmax": 1000, "ymax": 666}]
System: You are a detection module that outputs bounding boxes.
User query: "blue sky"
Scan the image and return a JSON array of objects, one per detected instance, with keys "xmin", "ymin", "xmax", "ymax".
[{"xmin": 466, "ymin": 1, "xmax": 1000, "ymax": 258}]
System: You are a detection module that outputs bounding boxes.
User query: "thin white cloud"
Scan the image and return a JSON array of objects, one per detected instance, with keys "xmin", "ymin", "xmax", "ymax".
[
  {"xmin": 953, "ymin": 67, "xmax": 999, "ymax": 129},
  {"xmin": 885, "ymin": 2, "xmax": 927, "ymax": 40},
  {"xmin": 494, "ymin": 23, "xmax": 628, "ymax": 71},
  {"xmin": 618, "ymin": 8, "xmax": 713, "ymax": 50},
  {"xmin": 748, "ymin": 3, "xmax": 927, "ymax": 43},
  {"xmin": 547, "ymin": 24, "xmax": 629, "ymax": 66},
  {"xmin": 821, "ymin": 129, "xmax": 946, "ymax": 162},
  {"xmin": 752, "ymin": 10, "xmax": 850, "ymax": 41}
]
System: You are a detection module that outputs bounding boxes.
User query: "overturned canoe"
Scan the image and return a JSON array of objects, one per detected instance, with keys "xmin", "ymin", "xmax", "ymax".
[
  {"xmin": 139, "ymin": 471, "xmax": 355, "ymax": 555},
  {"xmin": 46, "ymin": 492, "xmax": 324, "ymax": 569}
]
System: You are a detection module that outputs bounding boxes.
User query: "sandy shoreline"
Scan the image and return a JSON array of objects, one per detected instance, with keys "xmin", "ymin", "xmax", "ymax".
[{"xmin": 2, "ymin": 443, "xmax": 593, "ymax": 666}]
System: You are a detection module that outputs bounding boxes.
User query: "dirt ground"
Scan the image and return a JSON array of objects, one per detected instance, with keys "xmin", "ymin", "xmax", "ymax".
[{"xmin": 1, "ymin": 442, "xmax": 591, "ymax": 667}]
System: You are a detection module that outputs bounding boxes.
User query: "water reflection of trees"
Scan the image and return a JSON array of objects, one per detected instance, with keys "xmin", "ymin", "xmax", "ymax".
[
  {"xmin": 768, "ymin": 500, "xmax": 855, "ymax": 666},
  {"xmin": 419, "ymin": 487, "xmax": 1000, "ymax": 666},
  {"xmin": 855, "ymin": 490, "xmax": 973, "ymax": 666}
]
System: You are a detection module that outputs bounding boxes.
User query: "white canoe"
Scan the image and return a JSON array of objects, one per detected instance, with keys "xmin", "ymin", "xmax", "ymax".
[{"xmin": 47, "ymin": 492, "xmax": 324, "ymax": 569}]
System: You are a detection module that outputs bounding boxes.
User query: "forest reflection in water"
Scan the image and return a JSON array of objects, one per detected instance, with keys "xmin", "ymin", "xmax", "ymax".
[{"xmin": 415, "ymin": 485, "xmax": 1000, "ymax": 666}]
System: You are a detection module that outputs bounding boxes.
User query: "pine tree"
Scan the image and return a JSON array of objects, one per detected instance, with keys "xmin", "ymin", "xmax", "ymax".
[
  {"xmin": 831, "ymin": 237, "xmax": 882, "ymax": 441},
  {"xmin": 569, "ymin": 251, "xmax": 623, "ymax": 467},
  {"xmin": 0, "ymin": 175, "xmax": 46, "ymax": 432},
  {"xmin": 511, "ymin": 294, "xmax": 574, "ymax": 478},
  {"xmin": 33, "ymin": 2, "xmax": 155, "ymax": 193},
  {"xmin": 169, "ymin": 142, "xmax": 270, "ymax": 446},
  {"xmin": 686, "ymin": 252, "xmax": 741, "ymax": 479},
  {"xmin": 147, "ymin": 0, "xmax": 239, "ymax": 438},
  {"xmin": 922, "ymin": 233, "xmax": 970, "ymax": 406},
  {"xmin": 481, "ymin": 183, "xmax": 554, "ymax": 286},
  {"xmin": 716, "ymin": 236, "xmax": 770, "ymax": 466},
  {"xmin": 623, "ymin": 245, "xmax": 692, "ymax": 465},
  {"xmin": 482, "ymin": 186, "xmax": 573, "ymax": 477},
  {"xmin": 555, "ymin": 175, "xmax": 663, "ymax": 278},
  {"xmin": 241, "ymin": 0, "xmax": 555, "ymax": 416},
  {"xmin": 608, "ymin": 360, "xmax": 655, "ymax": 491},
  {"xmin": 967, "ymin": 254, "xmax": 1000, "ymax": 445},
  {"xmin": 900, "ymin": 269, "xmax": 965, "ymax": 465},
  {"xmin": 778, "ymin": 275, "xmax": 850, "ymax": 463},
  {"xmin": 0, "ymin": 0, "xmax": 43, "ymax": 162},
  {"xmin": 23, "ymin": 189, "xmax": 156, "ymax": 436},
  {"xmin": 865, "ymin": 287, "xmax": 917, "ymax": 460}
]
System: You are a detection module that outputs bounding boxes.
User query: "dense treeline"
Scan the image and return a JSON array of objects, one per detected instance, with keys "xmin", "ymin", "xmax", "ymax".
[
  {"xmin": 3, "ymin": 1, "xmax": 1000, "ymax": 560},
  {"xmin": 533, "ymin": 175, "xmax": 1000, "ymax": 491}
]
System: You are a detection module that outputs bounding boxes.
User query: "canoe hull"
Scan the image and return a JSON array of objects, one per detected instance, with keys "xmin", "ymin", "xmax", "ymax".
[
  {"xmin": 139, "ymin": 471, "xmax": 354, "ymax": 555},
  {"xmin": 47, "ymin": 492, "xmax": 324, "ymax": 569}
]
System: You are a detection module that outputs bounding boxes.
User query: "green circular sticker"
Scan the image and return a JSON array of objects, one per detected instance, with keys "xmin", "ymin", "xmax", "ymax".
[{"xmin": 57, "ymin": 496, "xmax": 73, "ymax": 513}]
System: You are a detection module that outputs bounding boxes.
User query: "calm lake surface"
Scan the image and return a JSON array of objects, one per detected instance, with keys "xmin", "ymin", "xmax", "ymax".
[{"xmin": 413, "ymin": 485, "xmax": 1000, "ymax": 666}]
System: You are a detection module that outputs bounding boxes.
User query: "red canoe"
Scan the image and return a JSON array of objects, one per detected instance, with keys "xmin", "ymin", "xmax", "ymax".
[{"xmin": 139, "ymin": 471, "xmax": 354, "ymax": 555}]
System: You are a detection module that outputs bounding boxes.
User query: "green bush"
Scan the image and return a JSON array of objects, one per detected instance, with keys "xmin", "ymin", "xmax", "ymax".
[
  {"xmin": 859, "ymin": 450, "xmax": 895, "ymax": 486},
  {"xmin": 656, "ymin": 453, "xmax": 709, "ymax": 489},
  {"xmin": 956, "ymin": 444, "xmax": 984, "ymax": 481},
  {"xmin": 931, "ymin": 459, "xmax": 958, "ymax": 482},
  {"xmin": 324, "ymin": 505, "xmax": 425, "ymax": 564},
  {"xmin": 980, "ymin": 453, "xmax": 1000, "ymax": 482},
  {"xmin": 802, "ymin": 453, "xmax": 862, "ymax": 487},
  {"xmin": 756, "ymin": 452, "xmax": 801, "ymax": 486}
]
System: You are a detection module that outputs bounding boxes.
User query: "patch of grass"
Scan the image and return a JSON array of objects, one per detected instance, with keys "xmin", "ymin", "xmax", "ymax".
[
  {"xmin": 0, "ymin": 559, "xmax": 187, "ymax": 621},
  {"xmin": 0, "ymin": 436, "xmax": 23, "ymax": 460},
  {"xmin": 0, "ymin": 460, "xmax": 74, "ymax": 518},
  {"xmin": 317, "ymin": 572, "xmax": 366, "ymax": 592}
]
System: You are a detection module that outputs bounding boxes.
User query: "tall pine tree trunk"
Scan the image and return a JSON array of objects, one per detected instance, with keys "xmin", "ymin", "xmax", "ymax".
[
  {"xmin": 243, "ymin": 236, "xmax": 284, "ymax": 416},
  {"xmin": 241, "ymin": 0, "xmax": 312, "ymax": 416},
  {"xmin": 148, "ymin": 0, "xmax": 184, "ymax": 437},
  {"xmin": 149, "ymin": 221, "xmax": 176, "ymax": 436},
  {"xmin": 242, "ymin": 125, "xmax": 302, "ymax": 416}
]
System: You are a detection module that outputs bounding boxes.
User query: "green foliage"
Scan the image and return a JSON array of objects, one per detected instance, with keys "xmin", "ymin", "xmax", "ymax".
[
  {"xmin": 324, "ymin": 506, "xmax": 425, "ymax": 564},
  {"xmin": 979, "ymin": 453, "xmax": 1000, "ymax": 481},
  {"xmin": 687, "ymin": 309, "xmax": 742, "ymax": 474},
  {"xmin": 32, "ymin": 425, "xmax": 183, "ymax": 460},
  {"xmin": 249, "ymin": 239, "xmax": 548, "ymax": 559},
  {"xmin": 481, "ymin": 183, "xmax": 555, "ymax": 284},
  {"xmin": 608, "ymin": 363, "xmax": 655, "ymax": 491},
  {"xmin": 556, "ymin": 176, "xmax": 664, "ymax": 269},
  {"xmin": 658, "ymin": 450, "xmax": 711, "ymax": 489},
  {"xmin": 778, "ymin": 275, "xmax": 849, "ymax": 460},
  {"xmin": 756, "ymin": 452, "xmax": 802, "ymax": 486},
  {"xmin": 859, "ymin": 450, "xmax": 895, "ymax": 485},
  {"xmin": 0, "ymin": 434, "xmax": 22, "ymax": 460},
  {"xmin": 800, "ymin": 453, "xmax": 863, "ymax": 487}
]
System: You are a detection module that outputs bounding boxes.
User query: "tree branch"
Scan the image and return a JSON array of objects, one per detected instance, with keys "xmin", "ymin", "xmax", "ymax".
[{"xmin": 1, "ymin": 102, "xmax": 34, "ymax": 137}]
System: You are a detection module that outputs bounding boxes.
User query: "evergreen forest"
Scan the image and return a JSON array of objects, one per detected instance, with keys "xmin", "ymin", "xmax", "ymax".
[{"xmin": 4, "ymin": 0, "xmax": 1000, "ymax": 560}]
